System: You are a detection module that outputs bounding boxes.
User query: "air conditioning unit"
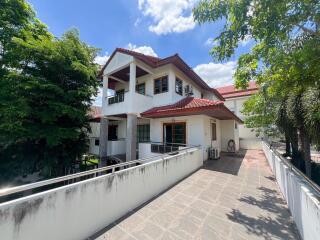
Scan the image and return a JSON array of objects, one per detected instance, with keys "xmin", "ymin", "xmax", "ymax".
[
  {"xmin": 208, "ymin": 147, "xmax": 219, "ymax": 160},
  {"xmin": 184, "ymin": 85, "xmax": 193, "ymax": 96}
]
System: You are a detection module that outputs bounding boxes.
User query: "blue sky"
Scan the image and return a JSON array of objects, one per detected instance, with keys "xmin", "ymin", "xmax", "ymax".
[{"xmin": 27, "ymin": 0, "xmax": 253, "ymax": 105}]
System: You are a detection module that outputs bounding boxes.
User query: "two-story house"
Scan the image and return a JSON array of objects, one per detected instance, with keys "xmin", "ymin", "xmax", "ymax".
[
  {"xmin": 97, "ymin": 48, "xmax": 243, "ymax": 163},
  {"xmin": 216, "ymin": 81, "xmax": 261, "ymax": 149}
]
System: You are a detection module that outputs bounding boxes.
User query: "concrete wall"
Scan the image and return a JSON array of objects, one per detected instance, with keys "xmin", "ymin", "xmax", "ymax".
[
  {"xmin": 262, "ymin": 142, "xmax": 320, "ymax": 240},
  {"xmin": 107, "ymin": 140, "xmax": 126, "ymax": 155},
  {"xmin": 0, "ymin": 148, "xmax": 202, "ymax": 240},
  {"xmin": 240, "ymin": 138, "xmax": 262, "ymax": 150},
  {"xmin": 138, "ymin": 143, "xmax": 164, "ymax": 160},
  {"xmin": 220, "ymin": 120, "xmax": 239, "ymax": 151}
]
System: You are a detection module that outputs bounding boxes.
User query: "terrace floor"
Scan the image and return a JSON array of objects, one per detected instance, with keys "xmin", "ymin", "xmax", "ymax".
[{"xmin": 91, "ymin": 150, "xmax": 299, "ymax": 240}]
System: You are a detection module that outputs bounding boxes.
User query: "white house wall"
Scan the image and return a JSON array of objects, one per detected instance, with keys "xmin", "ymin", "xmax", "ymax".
[
  {"xmin": 223, "ymin": 96, "xmax": 261, "ymax": 149},
  {"xmin": 104, "ymin": 52, "xmax": 133, "ymax": 75},
  {"xmin": 104, "ymin": 59, "xmax": 222, "ymax": 117},
  {"xmin": 220, "ymin": 120, "xmax": 239, "ymax": 152},
  {"xmin": 171, "ymin": 65, "xmax": 202, "ymax": 101},
  {"xmin": 88, "ymin": 122, "xmax": 100, "ymax": 155},
  {"xmin": 150, "ymin": 115, "xmax": 222, "ymax": 161}
]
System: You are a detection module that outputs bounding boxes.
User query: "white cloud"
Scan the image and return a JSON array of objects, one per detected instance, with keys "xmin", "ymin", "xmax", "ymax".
[
  {"xmin": 126, "ymin": 43, "xmax": 158, "ymax": 57},
  {"xmin": 138, "ymin": 0, "xmax": 197, "ymax": 35},
  {"xmin": 134, "ymin": 18, "xmax": 141, "ymax": 27},
  {"xmin": 239, "ymin": 36, "xmax": 252, "ymax": 46},
  {"xmin": 193, "ymin": 61, "xmax": 236, "ymax": 87},
  {"xmin": 94, "ymin": 52, "xmax": 110, "ymax": 65},
  {"xmin": 204, "ymin": 38, "xmax": 218, "ymax": 47}
]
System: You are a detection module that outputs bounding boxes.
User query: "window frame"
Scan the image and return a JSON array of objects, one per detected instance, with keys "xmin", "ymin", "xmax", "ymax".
[
  {"xmin": 137, "ymin": 124, "xmax": 150, "ymax": 143},
  {"xmin": 136, "ymin": 83, "xmax": 145, "ymax": 95},
  {"xmin": 175, "ymin": 77, "xmax": 183, "ymax": 95},
  {"xmin": 163, "ymin": 122, "xmax": 186, "ymax": 145},
  {"xmin": 154, "ymin": 76, "xmax": 168, "ymax": 94}
]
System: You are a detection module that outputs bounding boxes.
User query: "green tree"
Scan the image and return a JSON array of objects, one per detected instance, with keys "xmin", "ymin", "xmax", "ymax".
[
  {"xmin": 193, "ymin": 0, "xmax": 320, "ymax": 178},
  {"xmin": 0, "ymin": 0, "xmax": 99, "ymax": 183}
]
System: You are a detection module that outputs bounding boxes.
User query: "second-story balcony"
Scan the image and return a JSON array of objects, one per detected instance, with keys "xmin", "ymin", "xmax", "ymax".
[
  {"xmin": 101, "ymin": 53, "xmax": 156, "ymax": 116},
  {"xmin": 108, "ymin": 91, "xmax": 125, "ymax": 105},
  {"xmin": 104, "ymin": 91, "xmax": 153, "ymax": 116}
]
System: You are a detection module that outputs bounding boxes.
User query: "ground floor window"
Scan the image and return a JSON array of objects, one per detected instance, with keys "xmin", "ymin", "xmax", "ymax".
[
  {"xmin": 108, "ymin": 125, "xmax": 118, "ymax": 140},
  {"xmin": 137, "ymin": 124, "xmax": 150, "ymax": 143},
  {"xmin": 163, "ymin": 122, "xmax": 186, "ymax": 145}
]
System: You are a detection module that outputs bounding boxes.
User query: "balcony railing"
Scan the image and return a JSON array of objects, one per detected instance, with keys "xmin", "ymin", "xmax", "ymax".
[
  {"xmin": 151, "ymin": 142, "xmax": 187, "ymax": 154},
  {"xmin": 108, "ymin": 92, "xmax": 124, "ymax": 105}
]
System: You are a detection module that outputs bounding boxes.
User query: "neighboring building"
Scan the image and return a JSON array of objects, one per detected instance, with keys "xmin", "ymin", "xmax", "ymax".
[
  {"xmin": 97, "ymin": 48, "xmax": 243, "ymax": 162},
  {"xmin": 216, "ymin": 81, "xmax": 261, "ymax": 149},
  {"xmin": 88, "ymin": 106, "xmax": 101, "ymax": 155}
]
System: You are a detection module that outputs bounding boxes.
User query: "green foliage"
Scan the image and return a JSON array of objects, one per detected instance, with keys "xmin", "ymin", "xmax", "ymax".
[
  {"xmin": 0, "ymin": 0, "xmax": 99, "ymax": 182},
  {"xmin": 194, "ymin": 0, "xmax": 319, "ymax": 61},
  {"xmin": 193, "ymin": 0, "xmax": 320, "ymax": 133},
  {"xmin": 194, "ymin": 0, "xmax": 320, "ymax": 178}
]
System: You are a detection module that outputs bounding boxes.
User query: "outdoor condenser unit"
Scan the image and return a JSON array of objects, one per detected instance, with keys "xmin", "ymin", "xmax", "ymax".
[{"xmin": 208, "ymin": 147, "xmax": 219, "ymax": 160}]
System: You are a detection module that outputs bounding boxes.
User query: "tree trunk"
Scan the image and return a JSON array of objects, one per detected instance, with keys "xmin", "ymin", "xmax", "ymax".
[
  {"xmin": 291, "ymin": 130, "xmax": 299, "ymax": 159},
  {"xmin": 300, "ymin": 129, "xmax": 312, "ymax": 178}
]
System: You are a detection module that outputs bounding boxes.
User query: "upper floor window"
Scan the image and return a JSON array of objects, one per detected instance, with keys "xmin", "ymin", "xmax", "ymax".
[
  {"xmin": 175, "ymin": 78, "xmax": 183, "ymax": 95},
  {"xmin": 154, "ymin": 76, "xmax": 168, "ymax": 94},
  {"xmin": 136, "ymin": 83, "xmax": 145, "ymax": 95}
]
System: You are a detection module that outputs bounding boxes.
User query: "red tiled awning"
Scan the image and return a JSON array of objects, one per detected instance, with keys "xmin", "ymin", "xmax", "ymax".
[{"xmin": 141, "ymin": 97, "xmax": 243, "ymax": 123}]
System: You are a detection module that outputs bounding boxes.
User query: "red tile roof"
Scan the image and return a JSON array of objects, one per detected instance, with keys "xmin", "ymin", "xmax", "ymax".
[
  {"xmin": 141, "ymin": 97, "xmax": 243, "ymax": 123},
  {"xmin": 97, "ymin": 48, "xmax": 224, "ymax": 101},
  {"xmin": 216, "ymin": 81, "xmax": 258, "ymax": 99}
]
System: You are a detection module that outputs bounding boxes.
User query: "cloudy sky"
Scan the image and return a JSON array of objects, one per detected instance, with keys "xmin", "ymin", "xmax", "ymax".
[{"xmin": 28, "ymin": 0, "xmax": 254, "ymax": 106}]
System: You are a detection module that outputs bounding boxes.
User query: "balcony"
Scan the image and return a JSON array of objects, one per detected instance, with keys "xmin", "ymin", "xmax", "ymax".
[
  {"xmin": 104, "ymin": 92, "xmax": 152, "ymax": 116},
  {"xmin": 108, "ymin": 92, "xmax": 124, "ymax": 105}
]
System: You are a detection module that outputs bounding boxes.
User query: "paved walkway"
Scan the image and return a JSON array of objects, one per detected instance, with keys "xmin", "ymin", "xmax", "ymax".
[{"xmin": 93, "ymin": 150, "xmax": 299, "ymax": 240}]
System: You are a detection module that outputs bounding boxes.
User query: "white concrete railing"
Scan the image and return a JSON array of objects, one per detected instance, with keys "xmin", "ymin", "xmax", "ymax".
[
  {"xmin": 107, "ymin": 139, "xmax": 126, "ymax": 155},
  {"xmin": 0, "ymin": 147, "xmax": 202, "ymax": 240},
  {"xmin": 262, "ymin": 142, "xmax": 320, "ymax": 240}
]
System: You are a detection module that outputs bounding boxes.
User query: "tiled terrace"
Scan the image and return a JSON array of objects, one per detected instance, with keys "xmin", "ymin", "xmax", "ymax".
[{"xmin": 91, "ymin": 150, "xmax": 299, "ymax": 240}]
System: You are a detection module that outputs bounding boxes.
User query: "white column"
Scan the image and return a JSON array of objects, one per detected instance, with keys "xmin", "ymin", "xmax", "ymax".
[
  {"xmin": 169, "ymin": 67, "xmax": 176, "ymax": 99},
  {"xmin": 99, "ymin": 117, "xmax": 109, "ymax": 167},
  {"xmin": 126, "ymin": 62, "xmax": 137, "ymax": 161},
  {"xmin": 128, "ymin": 62, "xmax": 136, "ymax": 111},
  {"xmin": 102, "ymin": 76, "xmax": 109, "ymax": 111},
  {"xmin": 126, "ymin": 114, "xmax": 137, "ymax": 161}
]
